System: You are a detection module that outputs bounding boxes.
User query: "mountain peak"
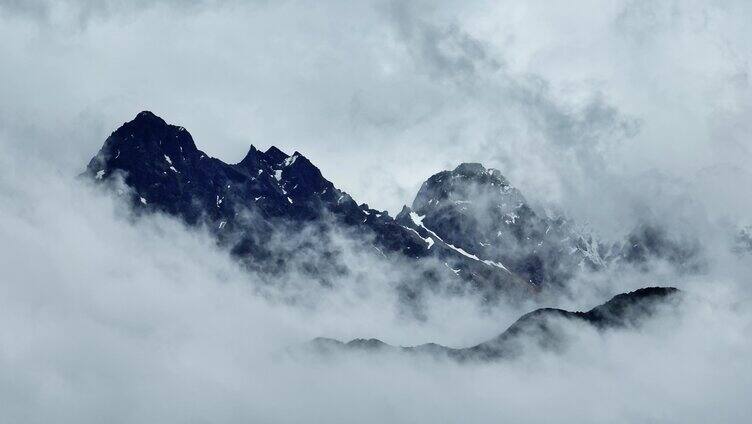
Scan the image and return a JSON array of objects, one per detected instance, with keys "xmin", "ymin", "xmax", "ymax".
[
  {"xmin": 86, "ymin": 111, "xmax": 201, "ymax": 190},
  {"xmin": 453, "ymin": 162, "xmax": 506, "ymax": 182},
  {"xmin": 238, "ymin": 145, "xmax": 264, "ymax": 168},
  {"xmin": 311, "ymin": 286, "xmax": 680, "ymax": 361},
  {"xmin": 84, "ymin": 113, "xmax": 608, "ymax": 295},
  {"xmin": 412, "ymin": 162, "xmax": 518, "ymax": 213},
  {"xmin": 454, "ymin": 162, "xmax": 486, "ymax": 175},
  {"xmin": 131, "ymin": 110, "xmax": 167, "ymax": 126},
  {"xmin": 264, "ymin": 146, "xmax": 289, "ymax": 164},
  {"xmin": 136, "ymin": 110, "xmax": 158, "ymax": 118},
  {"xmin": 112, "ymin": 111, "xmax": 188, "ymax": 145}
]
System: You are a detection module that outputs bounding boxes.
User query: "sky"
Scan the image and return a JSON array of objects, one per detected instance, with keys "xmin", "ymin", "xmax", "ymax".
[
  {"xmin": 1, "ymin": 1, "xmax": 751, "ymax": 422},
  {"xmin": 1, "ymin": 0, "xmax": 750, "ymax": 227}
]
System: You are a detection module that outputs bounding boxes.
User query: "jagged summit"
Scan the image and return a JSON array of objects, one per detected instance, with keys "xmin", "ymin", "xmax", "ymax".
[
  {"xmin": 85, "ymin": 111, "xmax": 201, "ymax": 196},
  {"xmin": 86, "ymin": 112, "xmax": 679, "ymax": 295},
  {"xmin": 237, "ymin": 144, "xmax": 297, "ymax": 170},
  {"xmin": 85, "ymin": 112, "xmax": 534, "ymax": 293},
  {"xmin": 82, "ymin": 111, "xmax": 703, "ymax": 299},
  {"xmin": 399, "ymin": 162, "xmax": 606, "ymax": 285},
  {"xmin": 237, "ymin": 144, "xmax": 264, "ymax": 168},
  {"xmin": 84, "ymin": 111, "xmax": 694, "ymax": 298},
  {"xmin": 133, "ymin": 110, "xmax": 165, "ymax": 123},
  {"xmin": 454, "ymin": 162, "xmax": 485, "ymax": 173},
  {"xmin": 116, "ymin": 110, "xmax": 182, "ymax": 137},
  {"xmin": 453, "ymin": 162, "xmax": 507, "ymax": 179},
  {"xmin": 105, "ymin": 111, "xmax": 198, "ymax": 153}
]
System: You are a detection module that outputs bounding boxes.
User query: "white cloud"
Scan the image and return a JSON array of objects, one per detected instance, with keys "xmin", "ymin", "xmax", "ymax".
[{"xmin": 1, "ymin": 1, "xmax": 752, "ymax": 422}]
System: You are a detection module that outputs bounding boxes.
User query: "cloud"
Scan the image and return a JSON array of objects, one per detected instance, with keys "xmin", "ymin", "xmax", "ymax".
[
  {"xmin": 2, "ymin": 118, "xmax": 752, "ymax": 422},
  {"xmin": 2, "ymin": 0, "xmax": 750, "ymax": 225},
  {"xmin": 1, "ymin": 1, "xmax": 752, "ymax": 422},
  {"xmin": 0, "ymin": 0, "xmax": 231, "ymax": 27}
]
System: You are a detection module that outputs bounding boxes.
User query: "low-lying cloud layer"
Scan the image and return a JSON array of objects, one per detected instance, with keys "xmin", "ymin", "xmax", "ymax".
[
  {"xmin": 1, "ymin": 0, "xmax": 751, "ymax": 422},
  {"xmin": 2, "ymin": 132, "xmax": 752, "ymax": 423}
]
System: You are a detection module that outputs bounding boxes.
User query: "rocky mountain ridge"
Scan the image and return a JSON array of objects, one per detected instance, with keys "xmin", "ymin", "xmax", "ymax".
[{"xmin": 84, "ymin": 112, "xmax": 698, "ymax": 295}]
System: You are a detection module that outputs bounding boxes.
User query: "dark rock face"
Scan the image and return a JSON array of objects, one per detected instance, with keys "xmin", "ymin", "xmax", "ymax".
[
  {"xmin": 84, "ymin": 112, "xmax": 701, "ymax": 294},
  {"xmin": 311, "ymin": 287, "xmax": 681, "ymax": 361},
  {"xmin": 84, "ymin": 112, "xmax": 532, "ymax": 292},
  {"xmin": 87, "ymin": 112, "xmax": 360, "ymax": 227}
]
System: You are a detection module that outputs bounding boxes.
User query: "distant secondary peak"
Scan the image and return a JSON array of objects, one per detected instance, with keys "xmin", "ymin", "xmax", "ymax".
[{"xmin": 452, "ymin": 163, "xmax": 507, "ymax": 184}]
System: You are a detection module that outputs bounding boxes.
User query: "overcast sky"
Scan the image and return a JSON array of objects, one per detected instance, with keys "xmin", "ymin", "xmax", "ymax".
[{"xmin": 1, "ymin": 0, "xmax": 750, "ymax": 230}]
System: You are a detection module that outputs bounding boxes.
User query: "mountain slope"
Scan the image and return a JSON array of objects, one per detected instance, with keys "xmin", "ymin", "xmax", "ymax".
[
  {"xmin": 396, "ymin": 162, "xmax": 607, "ymax": 286},
  {"xmin": 84, "ymin": 112, "xmax": 700, "ymax": 295},
  {"xmin": 311, "ymin": 287, "xmax": 681, "ymax": 361},
  {"xmin": 84, "ymin": 111, "xmax": 531, "ymax": 292}
]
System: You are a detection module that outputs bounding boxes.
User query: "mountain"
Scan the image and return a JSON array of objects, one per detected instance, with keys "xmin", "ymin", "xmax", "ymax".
[
  {"xmin": 83, "ymin": 111, "xmax": 532, "ymax": 294},
  {"xmin": 395, "ymin": 162, "xmax": 608, "ymax": 286},
  {"xmin": 310, "ymin": 287, "xmax": 681, "ymax": 361},
  {"xmin": 83, "ymin": 112, "xmax": 700, "ymax": 296},
  {"xmin": 619, "ymin": 224, "xmax": 703, "ymax": 271}
]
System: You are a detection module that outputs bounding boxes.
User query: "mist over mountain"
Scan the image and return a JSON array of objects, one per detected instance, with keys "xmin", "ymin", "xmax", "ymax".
[
  {"xmin": 3, "ymin": 1, "xmax": 752, "ymax": 423},
  {"xmin": 84, "ymin": 112, "xmax": 704, "ymax": 303},
  {"xmin": 81, "ymin": 113, "xmax": 690, "ymax": 363}
]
